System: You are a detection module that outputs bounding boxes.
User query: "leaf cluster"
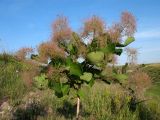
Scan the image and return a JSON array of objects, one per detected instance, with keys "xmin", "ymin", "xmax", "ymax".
[{"xmin": 34, "ymin": 12, "xmax": 136, "ymax": 98}]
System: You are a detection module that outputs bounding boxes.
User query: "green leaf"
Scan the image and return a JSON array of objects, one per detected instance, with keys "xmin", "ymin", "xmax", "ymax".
[
  {"xmin": 115, "ymin": 43, "xmax": 125, "ymax": 47},
  {"xmin": 61, "ymin": 84, "xmax": 70, "ymax": 96},
  {"xmin": 100, "ymin": 43, "xmax": 115, "ymax": 54},
  {"xmin": 89, "ymin": 38, "xmax": 98, "ymax": 51},
  {"xmin": 88, "ymin": 78, "xmax": 95, "ymax": 87},
  {"xmin": 115, "ymin": 37, "xmax": 135, "ymax": 47},
  {"xmin": 49, "ymin": 81, "xmax": 70, "ymax": 98},
  {"xmin": 124, "ymin": 37, "xmax": 135, "ymax": 46},
  {"xmin": 55, "ymin": 91, "xmax": 63, "ymax": 98},
  {"xmin": 66, "ymin": 57, "xmax": 72, "ymax": 67},
  {"xmin": 65, "ymin": 57, "xmax": 82, "ymax": 77},
  {"xmin": 34, "ymin": 74, "xmax": 48, "ymax": 90},
  {"xmin": 77, "ymin": 89, "xmax": 85, "ymax": 98},
  {"xmin": 69, "ymin": 63, "xmax": 82, "ymax": 76},
  {"xmin": 87, "ymin": 51, "xmax": 104, "ymax": 66},
  {"xmin": 67, "ymin": 44, "xmax": 73, "ymax": 51},
  {"xmin": 114, "ymin": 74, "xmax": 128, "ymax": 84},
  {"xmin": 53, "ymin": 82, "xmax": 62, "ymax": 93},
  {"xmin": 49, "ymin": 57, "xmax": 65, "ymax": 67},
  {"xmin": 67, "ymin": 44, "xmax": 77, "ymax": 55},
  {"xmin": 114, "ymin": 49, "xmax": 123, "ymax": 56},
  {"xmin": 80, "ymin": 72, "xmax": 93, "ymax": 82},
  {"xmin": 101, "ymin": 70, "xmax": 107, "ymax": 77}
]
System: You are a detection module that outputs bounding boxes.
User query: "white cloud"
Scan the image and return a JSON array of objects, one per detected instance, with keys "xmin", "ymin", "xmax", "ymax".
[{"xmin": 135, "ymin": 29, "xmax": 160, "ymax": 39}]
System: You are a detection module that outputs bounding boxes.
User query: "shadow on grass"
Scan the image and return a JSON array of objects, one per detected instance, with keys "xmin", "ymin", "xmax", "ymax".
[
  {"xmin": 12, "ymin": 101, "xmax": 47, "ymax": 120},
  {"xmin": 56, "ymin": 100, "xmax": 90, "ymax": 119},
  {"xmin": 138, "ymin": 104, "xmax": 160, "ymax": 120}
]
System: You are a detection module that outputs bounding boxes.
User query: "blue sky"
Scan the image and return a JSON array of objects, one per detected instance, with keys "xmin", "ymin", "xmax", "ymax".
[{"xmin": 0, "ymin": 0, "xmax": 160, "ymax": 64}]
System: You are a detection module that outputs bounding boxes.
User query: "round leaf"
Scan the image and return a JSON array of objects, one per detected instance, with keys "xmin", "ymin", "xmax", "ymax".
[
  {"xmin": 87, "ymin": 51, "xmax": 104, "ymax": 65},
  {"xmin": 80, "ymin": 72, "xmax": 93, "ymax": 82}
]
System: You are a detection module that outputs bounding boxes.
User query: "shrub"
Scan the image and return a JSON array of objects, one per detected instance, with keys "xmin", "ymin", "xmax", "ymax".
[{"xmin": 128, "ymin": 70, "xmax": 151, "ymax": 99}]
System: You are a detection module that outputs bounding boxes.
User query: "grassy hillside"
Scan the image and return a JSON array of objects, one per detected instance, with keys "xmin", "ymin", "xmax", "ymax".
[
  {"xmin": 142, "ymin": 63, "xmax": 160, "ymax": 98},
  {"xmin": 0, "ymin": 56, "xmax": 160, "ymax": 119},
  {"xmin": 143, "ymin": 63, "xmax": 160, "ymax": 83}
]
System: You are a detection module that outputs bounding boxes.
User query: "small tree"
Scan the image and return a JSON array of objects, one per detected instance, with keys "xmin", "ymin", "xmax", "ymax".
[
  {"xmin": 125, "ymin": 47, "xmax": 138, "ymax": 66},
  {"xmin": 15, "ymin": 47, "xmax": 33, "ymax": 61},
  {"xmin": 35, "ymin": 12, "xmax": 136, "ymax": 119}
]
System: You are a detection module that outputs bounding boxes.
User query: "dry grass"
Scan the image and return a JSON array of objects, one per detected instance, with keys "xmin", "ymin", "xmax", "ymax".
[{"xmin": 20, "ymin": 60, "xmax": 40, "ymax": 87}]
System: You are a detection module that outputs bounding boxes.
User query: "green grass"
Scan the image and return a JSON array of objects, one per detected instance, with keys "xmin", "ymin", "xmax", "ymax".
[
  {"xmin": 12, "ymin": 82, "xmax": 159, "ymax": 120},
  {"xmin": 141, "ymin": 64, "xmax": 160, "ymax": 98},
  {"xmin": 0, "ymin": 55, "xmax": 160, "ymax": 120},
  {"xmin": 142, "ymin": 63, "xmax": 160, "ymax": 83},
  {"xmin": 18, "ymin": 83, "xmax": 139, "ymax": 120},
  {"xmin": 0, "ymin": 62, "xmax": 28, "ymax": 105},
  {"xmin": 80, "ymin": 83, "xmax": 139, "ymax": 120},
  {"xmin": 146, "ymin": 83, "xmax": 160, "ymax": 98}
]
